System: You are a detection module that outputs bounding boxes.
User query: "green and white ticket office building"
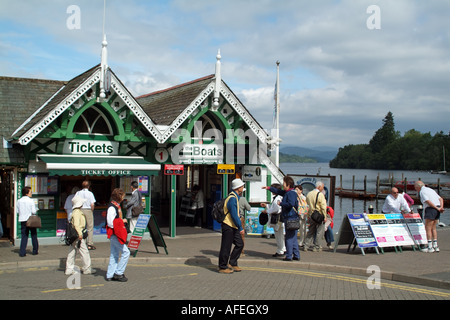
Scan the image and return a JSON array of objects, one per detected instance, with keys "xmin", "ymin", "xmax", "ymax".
[{"xmin": 0, "ymin": 54, "xmax": 284, "ymax": 244}]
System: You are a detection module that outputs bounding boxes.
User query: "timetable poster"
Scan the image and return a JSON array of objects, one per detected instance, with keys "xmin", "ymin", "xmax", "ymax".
[
  {"xmin": 385, "ymin": 213, "xmax": 415, "ymax": 246},
  {"xmin": 347, "ymin": 214, "xmax": 378, "ymax": 248},
  {"xmin": 245, "ymin": 207, "xmax": 272, "ymax": 235},
  {"xmin": 403, "ymin": 213, "xmax": 428, "ymax": 245},
  {"xmin": 367, "ymin": 214, "xmax": 397, "ymax": 247}
]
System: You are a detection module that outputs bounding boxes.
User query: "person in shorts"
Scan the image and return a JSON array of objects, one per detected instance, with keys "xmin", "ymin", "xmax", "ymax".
[{"xmin": 414, "ymin": 181, "xmax": 445, "ymax": 253}]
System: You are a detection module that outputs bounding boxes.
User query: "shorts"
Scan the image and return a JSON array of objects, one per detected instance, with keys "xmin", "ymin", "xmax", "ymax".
[{"xmin": 424, "ymin": 207, "xmax": 440, "ymax": 220}]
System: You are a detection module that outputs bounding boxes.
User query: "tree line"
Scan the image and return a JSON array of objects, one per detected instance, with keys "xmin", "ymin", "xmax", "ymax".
[{"xmin": 329, "ymin": 112, "xmax": 450, "ymax": 171}]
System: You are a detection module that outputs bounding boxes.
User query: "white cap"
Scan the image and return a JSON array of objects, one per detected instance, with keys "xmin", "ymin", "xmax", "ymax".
[
  {"xmin": 231, "ymin": 178, "xmax": 245, "ymax": 190},
  {"xmin": 72, "ymin": 196, "xmax": 86, "ymax": 209}
]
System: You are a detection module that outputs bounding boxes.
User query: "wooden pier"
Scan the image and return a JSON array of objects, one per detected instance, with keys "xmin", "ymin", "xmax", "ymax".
[{"xmin": 335, "ymin": 174, "xmax": 450, "ymax": 205}]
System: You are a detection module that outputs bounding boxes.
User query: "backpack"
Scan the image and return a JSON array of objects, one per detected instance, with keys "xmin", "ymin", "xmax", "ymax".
[
  {"xmin": 211, "ymin": 198, "xmax": 227, "ymax": 223},
  {"xmin": 212, "ymin": 193, "xmax": 238, "ymax": 223},
  {"xmin": 65, "ymin": 220, "xmax": 79, "ymax": 245}
]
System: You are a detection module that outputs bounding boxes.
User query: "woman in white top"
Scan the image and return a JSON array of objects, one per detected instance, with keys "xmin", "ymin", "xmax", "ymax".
[{"xmin": 261, "ymin": 183, "xmax": 286, "ymax": 257}]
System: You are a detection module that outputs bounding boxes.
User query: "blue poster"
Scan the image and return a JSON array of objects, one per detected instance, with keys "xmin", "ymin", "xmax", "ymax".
[{"xmin": 347, "ymin": 213, "xmax": 378, "ymax": 248}]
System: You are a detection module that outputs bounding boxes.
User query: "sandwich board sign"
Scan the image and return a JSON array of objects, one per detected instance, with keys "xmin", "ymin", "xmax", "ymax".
[
  {"xmin": 128, "ymin": 214, "xmax": 168, "ymax": 256},
  {"xmin": 403, "ymin": 213, "xmax": 428, "ymax": 246},
  {"xmin": 334, "ymin": 213, "xmax": 378, "ymax": 255},
  {"xmin": 384, "ymin": 213, "xmax": 415, "ymax": 247}
]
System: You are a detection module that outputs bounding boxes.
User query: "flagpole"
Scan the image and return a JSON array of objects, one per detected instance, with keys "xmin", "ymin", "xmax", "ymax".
[{"xmin": 275, "ymin": 61, "xmax": 280, "ymax": 166}]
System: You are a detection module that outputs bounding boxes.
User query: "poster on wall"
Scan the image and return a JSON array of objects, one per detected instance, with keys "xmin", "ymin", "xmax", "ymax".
[{"xmin": 245, "ymin": 207, "xmax": 273, "ymax": 235}]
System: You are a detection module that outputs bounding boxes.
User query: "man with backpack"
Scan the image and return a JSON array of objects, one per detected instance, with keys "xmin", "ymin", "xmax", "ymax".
[{"xmin": 218, "ymin": 178, "xmax": 245, "ymax": 274}]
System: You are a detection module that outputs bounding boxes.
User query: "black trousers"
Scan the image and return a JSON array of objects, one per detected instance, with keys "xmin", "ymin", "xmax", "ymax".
[{"xmin": 218, "ymin": 223, "xmax": 244, "ymax": 269}]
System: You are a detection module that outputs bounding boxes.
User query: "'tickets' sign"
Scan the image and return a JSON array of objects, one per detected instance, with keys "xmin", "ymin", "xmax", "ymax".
[{"xmin": 63, "ymin": 139, "xmax": 119, "ymax": 155}]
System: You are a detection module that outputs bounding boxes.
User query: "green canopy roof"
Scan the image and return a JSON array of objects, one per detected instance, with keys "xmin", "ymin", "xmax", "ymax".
[{"xmin": 38, "ymin": 154, "xmax": 160, "ymax": 176}]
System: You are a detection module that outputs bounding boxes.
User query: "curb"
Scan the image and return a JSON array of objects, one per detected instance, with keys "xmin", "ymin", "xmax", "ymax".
[{"xmin": 2, "ymin": 255, "xmax": 449, "ymax": 291}]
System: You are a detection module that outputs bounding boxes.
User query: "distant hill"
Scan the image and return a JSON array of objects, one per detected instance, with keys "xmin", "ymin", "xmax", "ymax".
[
  {"xmin": 279, "ymin": 152, "xmax": 317, "ymax": 163},
  {"xmin": 280, "ymin": 146, "xmax": 338, "ymax": 163}
]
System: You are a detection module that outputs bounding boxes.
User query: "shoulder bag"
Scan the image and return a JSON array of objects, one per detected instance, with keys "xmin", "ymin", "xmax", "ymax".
[
  {"xmin": 310, "ymin": 192, "xmax": 325, "ymax": 224},
  {"xmin": 26, "ymin": 215, "xmax": 41, "ymax": 228},
  {"xmin": 285, "ymin": 191, "xmax": 300, "ymax": 231}
]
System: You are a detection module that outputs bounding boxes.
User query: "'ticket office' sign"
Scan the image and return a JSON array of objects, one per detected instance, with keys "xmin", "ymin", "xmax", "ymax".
[{"xmin": 63, "ymin": 139, "xmax": 119, "ymax": 156}]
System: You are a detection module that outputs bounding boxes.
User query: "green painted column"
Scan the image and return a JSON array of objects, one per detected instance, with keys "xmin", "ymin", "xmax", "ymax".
[
  {"xmin": 222, "ymin": 174, "xmax": 228, "ymax": 199},
  {"xmin": 170, "ymin": 174, "xmax": 177, "ymax": 238}
]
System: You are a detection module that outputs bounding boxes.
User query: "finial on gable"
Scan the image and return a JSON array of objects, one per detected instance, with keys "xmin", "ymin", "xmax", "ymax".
[
  {"xmin": 99, "ymin": 34, "xmax": 108, "ymax": 99},
  {"xmin": 99, "ymin": 0, "xmax": 109, "ymax": 100},
  {"xmin": 212, "ymin": 49, "xmax": 221, "ymax": 110}
]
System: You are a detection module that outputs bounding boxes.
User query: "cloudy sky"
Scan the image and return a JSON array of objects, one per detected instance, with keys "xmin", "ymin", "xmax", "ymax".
[{"xmin": 1, "ymin": 0, "xmax": 449, "ymax": 149}]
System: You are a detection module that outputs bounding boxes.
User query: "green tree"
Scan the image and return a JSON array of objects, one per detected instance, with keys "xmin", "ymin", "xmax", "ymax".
[
  {"xmin": 369, "ymin": 111, "xmax": 398, "ymax": 154},
  {"xmin": 329, "ymin": 112, "xmax": 450, "ymax": 170}
]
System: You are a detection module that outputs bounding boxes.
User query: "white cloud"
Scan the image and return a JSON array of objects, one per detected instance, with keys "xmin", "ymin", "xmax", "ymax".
[{"xmin": 0, "ymin": 0, "xmax": 449, "ymax": 148}]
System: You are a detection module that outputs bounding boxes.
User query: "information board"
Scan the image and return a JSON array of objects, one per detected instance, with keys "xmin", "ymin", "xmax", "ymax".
[
  {"xmin": 403, "ymin": 213, "xmax": 428, "ymax": 245},
  {"xmin": 128, "ymin": 214, "xmax": 168, "ymax": 255},
  {"xmin": 334, "ymin": 214, "xmax": 378, "ymax": 255},
  {"xmin": 128, "ymin": 214, "xmax": 151, "ymax": 250},
  {"xmin": 385, "ymin": 213, "xmax": 415, "ymax": 246},
  {"xmin": 367, "ymin": 214, "xmax": 396, "ymax": 248},
  {"xmin": 347, "ymin": 214, "xmax": 378, "ymax": 248}
]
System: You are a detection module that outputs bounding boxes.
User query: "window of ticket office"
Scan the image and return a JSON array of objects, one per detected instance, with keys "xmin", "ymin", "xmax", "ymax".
[{"xmin": 59, "ymin": 176, "xmax": 114, "ymax": 209}]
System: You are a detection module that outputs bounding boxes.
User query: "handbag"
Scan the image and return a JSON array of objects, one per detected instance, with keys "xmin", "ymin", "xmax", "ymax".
[
  {"xmin": 270, "ymin": 213, "xmax": 279, "ymax": 225},
  {"xmin": 285, "ymin": 216, "xmax": 300, "ymax": 230},
  {"xmin": 26, "ymin": 215, "xmax": 41, "ymax": 228},
  {"xmin": 310, "ymin": 192, "xmax": 324, "ymax": 224},
  {"xmin": 131, "ymin": 204, "xmax": 144, "ymax": 217}
]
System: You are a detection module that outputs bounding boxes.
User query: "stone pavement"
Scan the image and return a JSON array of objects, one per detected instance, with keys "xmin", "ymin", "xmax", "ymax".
[{"xmin": 1, "ymin": 226, "xmax": 450, "ymax": 291}]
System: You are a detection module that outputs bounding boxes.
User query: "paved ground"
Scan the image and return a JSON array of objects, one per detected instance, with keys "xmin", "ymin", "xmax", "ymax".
[{"xmin": 1, "ymin": 226, "xmax": 449, "ymax": 306}]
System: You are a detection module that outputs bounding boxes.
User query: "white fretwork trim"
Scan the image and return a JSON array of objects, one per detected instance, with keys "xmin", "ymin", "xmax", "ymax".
[
  {"xmin": 158, "ymin": 82, "xmax": 215, "ymax": 143},
  {"xmin": 110, "ymin": 75, "xmax": 164, "ymax": 143},
  {"xmin": 18, "ymin": 70, "xmax": 102, "ymax": 145},
  {"xmin": 219, "ymin": 84, "xmax": 268, "ymax": 145}
]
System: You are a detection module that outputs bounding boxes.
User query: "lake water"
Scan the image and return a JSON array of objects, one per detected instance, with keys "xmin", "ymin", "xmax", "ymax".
[{"xmin": 280, "ymin": 162, "xmax": 450, "ymax": 232}]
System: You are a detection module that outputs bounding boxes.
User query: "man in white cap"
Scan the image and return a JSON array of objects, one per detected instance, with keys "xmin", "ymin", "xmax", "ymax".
[
  {"xmin": 65, "ymin": 196, "xmax": 95, "ymax": 275},
  {"xmin": 218, "ymin": 178, "xmax": 245, "ymax": 274}
]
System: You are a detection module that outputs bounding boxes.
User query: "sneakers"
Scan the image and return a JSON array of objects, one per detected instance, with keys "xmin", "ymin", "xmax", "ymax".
[
  {"xmin": 421, "ymin": 247, "xmax": 435, "ymax": 253},
  {"xmin": 83, "ymin": 268, "xmax": 97, "ymax": 275},
  {"xmin": 106, "ymin": 273, "xmax": 128, "ymax": 282}
]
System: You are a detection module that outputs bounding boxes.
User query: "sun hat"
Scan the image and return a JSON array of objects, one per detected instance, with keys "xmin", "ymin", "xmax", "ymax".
[
  {"xmin": 231, "ymin": 178, "xmax": 245, "ymax": 190},
  {"xmin": 72, "ymin": 196, "xmax": 86, "ymax": 209}
]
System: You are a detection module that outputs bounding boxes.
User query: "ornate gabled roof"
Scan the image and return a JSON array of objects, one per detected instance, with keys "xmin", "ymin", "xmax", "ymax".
[
  {"xmin": 137, "ymin": 75, "xmax": 214, "ymax": 126},
  {"xmin": 0, "ymin": 64, "xmax": 283, "ymax": 182},
  {"xmin": 10, "ymin": 65, "xmax": 101, "ymax": 144},
  {"xmin": 137, "ymin": 75, "xmax": 269, "ymax": 145},
  {"xmin": 9, "ymin": 65, "xmax": 164, "ymax": 146},
  {"xmin": 0, "ymin": 76, "xmax": 65, "ymax": 164}
]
